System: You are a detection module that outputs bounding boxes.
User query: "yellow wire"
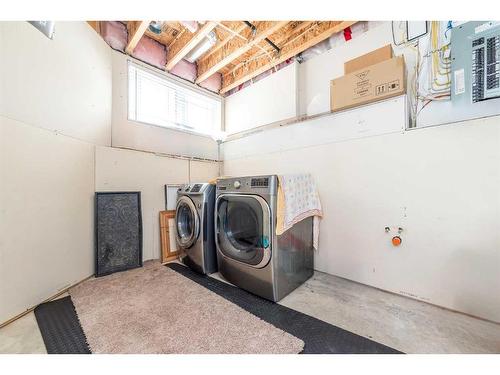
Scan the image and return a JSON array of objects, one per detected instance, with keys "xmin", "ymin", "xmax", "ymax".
[{"xmin": 430, "ymin": 21, "xmax": 451, "ymax": 89}]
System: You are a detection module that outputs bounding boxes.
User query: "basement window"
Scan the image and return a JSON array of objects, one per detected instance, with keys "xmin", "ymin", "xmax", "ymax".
[{"xmin": 128, "ymin": 63, "xmax": 221, "ymax": 136}]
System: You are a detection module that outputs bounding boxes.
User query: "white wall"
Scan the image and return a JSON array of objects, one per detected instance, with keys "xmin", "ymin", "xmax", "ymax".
[
  {"xmin": 223, "ymin": 111, "xmax": 500, "ymax": 323},
  {"xmin": 111, "ymin": 51, "xmax": 219, "ymax": 159},
  {"xmin": 190, "ymin": 160, "xmax": 220, "ymax": 182},
  {"xmin": 0, "ymin": 117, "xmax": 95, "ymax": 323},
  {"xmin": 224, "ymin": 63, "xmax": 298, "ymax": 133},
  {"xmin": 223, "ymin": 96, "xmax": 407, "ymax": 159},
  {"xmin": 223, "ymin": 23, "xmax": 403, "ymax": 129},
  {"xmin": 0, "ymin": 21, "xmax": 112, "ymax": 324},
  {"xmin": 95, "ymin": 146, "xmax": 220, "ymax": 261},
  {"xmin": 0, "ymin": 22, "xmax": 112, "ymax": 145},
  {"xmin": 222, "ymin": 21, "xmax": 500, "ymax": 322},
  {"xmin": 0, "ymin": 22, "xmax": 222, "ymax": 324},
  {"xmin": 0, "ymin": 22, "xmax": 223, "ymax": 324},
  {"xmin": 298, "ymin": 22, "xmax": 402, "ymax": 116}
]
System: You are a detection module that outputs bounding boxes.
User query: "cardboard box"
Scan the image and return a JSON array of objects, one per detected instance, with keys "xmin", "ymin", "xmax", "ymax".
[
  {"xmin": 331, "ymin": 56, "xmax": 406, "ymax": 112},
  {"xmin": 344, "ymin": 45, "xmax": 393, "ymax": 74}
]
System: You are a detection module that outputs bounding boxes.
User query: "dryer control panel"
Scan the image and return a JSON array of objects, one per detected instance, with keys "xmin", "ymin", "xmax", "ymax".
[
  {"xmin": 216, "ymin": 175, "xmax": 277, "ymax": 195},
  {"xmin": 250, "ymin": 177, "xmax": 269, "ymax": 188}
]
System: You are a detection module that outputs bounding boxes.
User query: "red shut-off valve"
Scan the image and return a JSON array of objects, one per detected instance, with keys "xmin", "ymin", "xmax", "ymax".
[{"xmin": 385, "ymin": 227, "xmax": 403, "ymax": 246}]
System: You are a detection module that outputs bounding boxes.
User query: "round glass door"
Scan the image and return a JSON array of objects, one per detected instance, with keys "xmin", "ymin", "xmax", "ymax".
[
  {"xmin": 175, "ymin": 196, "xmax": 199, "ymax": 248},
  {"xmin": 216, "ymin": 194, "xmax": 271, "ymax": 268}
]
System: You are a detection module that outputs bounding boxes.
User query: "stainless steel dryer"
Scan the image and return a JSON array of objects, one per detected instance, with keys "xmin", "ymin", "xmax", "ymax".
[
  {"xmin": 215, "ymin": 175, "xmax": 314, "ymax": 301},
  {"xmin": 175, "ymin": 183, "xmax": 217, "ymax": 274}
]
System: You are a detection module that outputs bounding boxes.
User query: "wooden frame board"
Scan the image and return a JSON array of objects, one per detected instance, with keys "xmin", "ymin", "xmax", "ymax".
[{"xmin": 160, "ymin": 210, "xmax": 179, "ymax": 263}]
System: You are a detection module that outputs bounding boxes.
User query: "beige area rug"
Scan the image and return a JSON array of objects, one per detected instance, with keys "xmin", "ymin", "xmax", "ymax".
[{"xmin": 69, "ymin": 261, "xmax": 304, "ymax": 354}]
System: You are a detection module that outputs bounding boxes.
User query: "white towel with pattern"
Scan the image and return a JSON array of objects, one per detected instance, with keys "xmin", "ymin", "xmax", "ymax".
[{"xmin": 276, "ymin": 173, "xmax": 323, "ymax": 250}]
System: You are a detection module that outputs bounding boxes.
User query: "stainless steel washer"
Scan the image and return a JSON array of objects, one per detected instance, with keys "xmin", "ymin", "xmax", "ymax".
[
  {"xmin": 215, "ymin": 175, "xmax": 314, "ymax": 301},
  {"xmin": 175, "ymin": 183, "xmax": 217, "ymax": 274}
]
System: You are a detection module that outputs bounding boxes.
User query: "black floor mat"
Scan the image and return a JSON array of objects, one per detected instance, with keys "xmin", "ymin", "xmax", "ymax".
[
  {"xmin": 167, "ymin": 263, "xmax": 402, "ymax": 354},
  {"xmin": 34, "ymin": 296, "xmax": 91, "ymax": 354},
  {"xmin": 33, "ymin": 266, "xmax": 401, "ymax": 354}
]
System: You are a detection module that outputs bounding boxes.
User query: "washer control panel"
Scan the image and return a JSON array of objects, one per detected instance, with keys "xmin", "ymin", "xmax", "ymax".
[{"xmin": 180, "ymin": 183, "xmax": 209, "ymax": 194}]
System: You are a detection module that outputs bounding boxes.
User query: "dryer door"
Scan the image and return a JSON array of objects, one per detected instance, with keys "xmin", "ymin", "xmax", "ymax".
[
  {"xmin": 175, "ymin": 196, "xmax": 200, "ymax": 249},
  {"xmin": 216, "ymin": 194, "xmax": 271, "ymax": 268}
]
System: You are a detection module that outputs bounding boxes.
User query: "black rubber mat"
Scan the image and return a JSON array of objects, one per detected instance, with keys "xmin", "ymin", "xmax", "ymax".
[
  {"xmin": 33, "ymin": 266, "xmax": 401, "ymax": 354},
  {"xmin": 167, "ymin": 263, "xmax": 402, "ymax": 354},
  {"xmin": 34, "ymin": 296, "xmax": 91, "ymax": 354}
]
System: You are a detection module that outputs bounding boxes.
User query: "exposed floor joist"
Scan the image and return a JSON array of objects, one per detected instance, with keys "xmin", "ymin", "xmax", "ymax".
[
  {"xmin": 166, "ymin": 21, "xmax": 217, "ymax": 70},
  {"xmin": 93, "ymin": 20, "xmax": 357, "ymax": 94},
  {"xmin": 220, "ymin": 21, "xmax": 357, "ymax": 94},
  {"xmin": 223, "ymin": 21, "xmax": 316, "ymax": 78},
  {"xmin": 202, "ymin": 22, "xmax": 248, "ymax": 61},
  {"xmin": 87, "ymin": 21, "xmax": 101, "ymax": 34},
  {"xmin": 196, "ymin": 21, "xmax": 288, "ymax": 84},
  {"xmin": 125, "ymin": 21, "xmax": 150, "ymax": 54},
  {"xmin": 212, "ymin": 21, "xmax": 280, "ymax": 71}
]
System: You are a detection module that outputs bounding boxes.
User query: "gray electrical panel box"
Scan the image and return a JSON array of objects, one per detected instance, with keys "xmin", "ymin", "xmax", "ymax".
[
  {"xmin": 418, "ymin": 21, "xmax": 500, "ymax": 128},
  {"xmin": 450, "ymin": 21, "xmax": 500, "ymax": 115}
]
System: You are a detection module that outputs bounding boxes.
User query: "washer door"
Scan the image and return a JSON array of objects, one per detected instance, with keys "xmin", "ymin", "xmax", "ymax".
[
  {"xmin": 175, "ymin": 196, "xmax": 200, "ymax": 249},
  {"xmin": 216, "ymin": 194, "xmax": 271, "ymax": 268}
]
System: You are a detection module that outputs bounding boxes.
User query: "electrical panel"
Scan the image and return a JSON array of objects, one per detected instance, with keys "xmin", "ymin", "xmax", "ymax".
[
  {"xmin": 451, "ymin": 21, "xmax": 500, "ymax": 105},
  {"xmin": 471, "ymin": 34, "xmax": 500, "ymax": 102},
  {"xmin": 417, "ymin": 21, "xmax": 500, "ymax": 127}
]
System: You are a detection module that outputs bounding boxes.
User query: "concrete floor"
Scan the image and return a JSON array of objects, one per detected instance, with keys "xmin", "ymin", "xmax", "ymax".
[
  {"xmin": 278, "ymin": 272, "xmax": 500, "ymax": 353},
  {"xmin": 1, "ymin": 271, "xmax": 499, "ymax": 354}
]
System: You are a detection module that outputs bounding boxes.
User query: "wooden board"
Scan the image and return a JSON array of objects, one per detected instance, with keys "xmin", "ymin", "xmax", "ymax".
[
  {"xmin": 221, "ymin": 21, "xmax": 357, "ymax": 93},
  {"xmin": 160, "ymin": 210, "xmax": 179, "ymax": 263},
  {"xmin": 90, "ymin": 20, "xmax": 357, "ymax": 94}
]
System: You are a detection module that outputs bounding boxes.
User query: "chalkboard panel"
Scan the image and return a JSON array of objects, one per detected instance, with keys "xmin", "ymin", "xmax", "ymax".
[{"xmin": 95, "ymin": 192, "xmax": 142, "ymax": 277}]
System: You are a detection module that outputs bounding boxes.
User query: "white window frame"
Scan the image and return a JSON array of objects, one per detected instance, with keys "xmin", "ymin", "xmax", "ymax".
[{"xmin": 127, "ymin": 60, "xmax": 223, "ymax": 138}]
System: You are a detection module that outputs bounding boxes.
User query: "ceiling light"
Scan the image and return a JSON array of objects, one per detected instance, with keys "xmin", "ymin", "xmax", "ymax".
[
  {"xmin": 28, "ymin": 21, "xmax": 55, "ymax": 39},
  {"xmin": 185, "ymin": 31, "xmax": 217, "ymax": 63}
]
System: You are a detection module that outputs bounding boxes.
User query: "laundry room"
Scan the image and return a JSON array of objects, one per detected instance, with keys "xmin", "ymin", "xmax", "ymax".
[{"xmin": 1, "ymin": 1, "xmax": 500, "ymax": 373}]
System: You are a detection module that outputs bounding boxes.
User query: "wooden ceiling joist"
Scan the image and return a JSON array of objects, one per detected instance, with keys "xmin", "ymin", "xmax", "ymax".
[
  {"xmin": 204, "ymin": 23, "xmax": 246, "ymax": 60},
  {"xmin": 87, "ymin": 21, "xmax": 101, "ymax": 34},
  {"xmin": 125, "ymin": 21, "xmax": 150, "ymax": 54},
  {"xmin": 163, "ymin": 21, "xmax": 182, "ymax": 33},
  {"xmin": 221, "ymin": 21, "xmax": 324, "ymax": 82},
  {"xmin": 220, "ymin": 21, "xmax": 357, "ymax": 94},
  {"xmin": 166, "ymin": 21, "xmax": 217, "ymax": 70},
  {"xmin": 196, "ymin": 21, "xmax": 288, "ymax": 84}
]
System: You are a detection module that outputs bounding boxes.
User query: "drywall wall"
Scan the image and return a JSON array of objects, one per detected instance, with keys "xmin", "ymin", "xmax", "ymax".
[
  {"xmin": 226, "ymin": 22, "xmax": 482, "ymax": 133},
  {"xmin": 223, "ymin": 23, "xmax": 401, "ymax": 130},
  {"xmin": 111, "ymin": 51, "xmax": 219, "ymax": 159},
  {"xmin": 222, "ymin": 114, "xmax": 500, "ymax": 322},
  {"xmin": 298, "ymin": 21, "xmax": 500, "ymax": 128},
  {"xmin": 95, "ymin": 146, "xmax": 219, "ymax": 261},
  {"xmin": 221, "ymin": 21, "xmax": 500, "ymax": 321},
  {"xmin": 190, "ymin": 160, "xmax": 221, "ymax": 182},
  {"xmin": 224, "ymin": 63, "xmax": 298, "ymax": 133},
  {"xmin": 298, "ymin": 22, "xmax": 402, "ymax": 116},
  {"xmin": 0, "ymin": 21, "xmax": 112, "ymax": 324},
  {"xmin": 0, "ymin": 116, "xmax": 95, "ymax": 324},
  {"xmin": 0, "ymin": 21, "xmax": 112, "ymax": 145},
  {"xmin": 0, "ymin": 22, "xmax": 220, "ymax": 324},
  {"xmin": 223, "ymin": 95, "xmax": 407, "ymax": 158}
]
